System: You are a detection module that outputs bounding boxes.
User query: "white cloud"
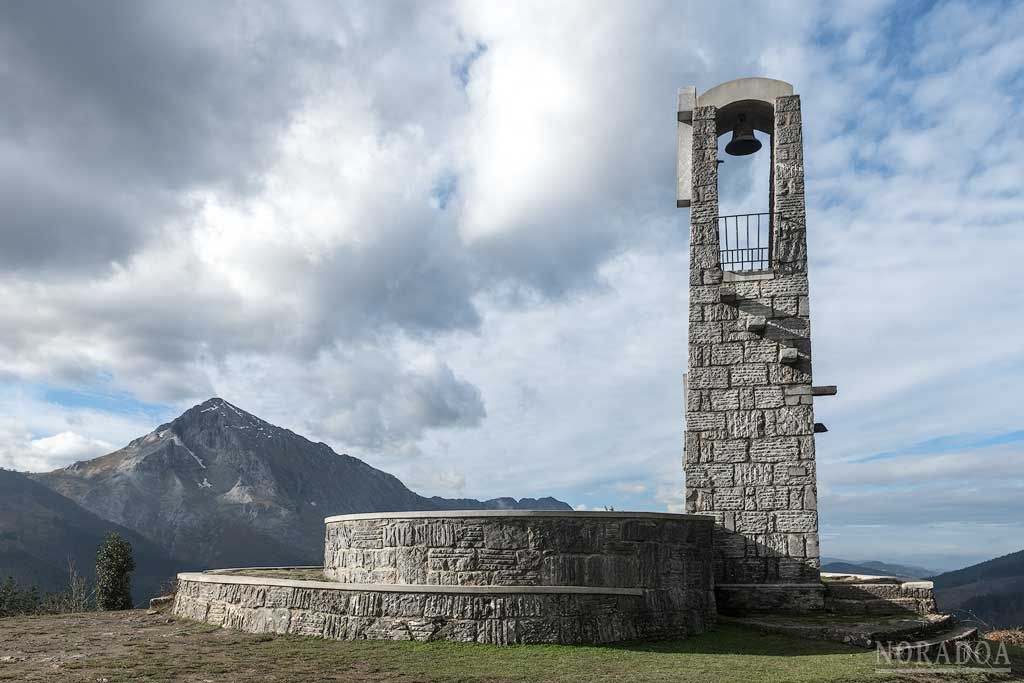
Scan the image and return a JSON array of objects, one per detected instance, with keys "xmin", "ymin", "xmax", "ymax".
[
  {"xmin": 613, "ymin": 482, "xmax": 649, "ymax": 495},
  {"xmin": 30, "ymin": 432, "xmax": 112, "ymax": 462},
  {"xmin": 0, "ymin": 389, "xmax": 150, "ymax": 471}
]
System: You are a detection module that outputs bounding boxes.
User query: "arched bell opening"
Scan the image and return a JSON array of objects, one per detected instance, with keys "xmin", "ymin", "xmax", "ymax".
[
  {"xmin": 715, "ymin": 98, "xmax": 774, "ymax": 272},
  {"xmin": 678, "ymin": 79, "xmax": 795, "ymax": 272}
]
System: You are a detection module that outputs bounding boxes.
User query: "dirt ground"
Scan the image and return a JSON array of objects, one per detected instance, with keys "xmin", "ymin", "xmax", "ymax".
[
  {"xmin": 0, "ymin": 609, "xmax": 301, "ymax": 682},
  {"xmin": 0, "ymin": 609, "xmax": 396, "ymax": 682},
  {"xmin": 2, "ymin": 609, "xmax": 1021, "ymax": 683}
]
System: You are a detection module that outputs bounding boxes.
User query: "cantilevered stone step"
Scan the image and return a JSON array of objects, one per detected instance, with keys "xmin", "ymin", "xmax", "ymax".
[
  {"xmin": 719, "ymin": 612, "xmax": 956, "ymax": 650},
  {"xmin": 877, "ymin": 625, "xmax": 979, "ymax": 660},
  {"xmin": 867, "ymin": 613, "xmax": 955, "ymax": 642}
]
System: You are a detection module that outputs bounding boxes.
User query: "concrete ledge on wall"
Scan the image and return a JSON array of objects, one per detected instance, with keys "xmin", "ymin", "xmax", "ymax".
[
  {"xmin": 722, "ymin": 270, "xmax": 775, "ymax": 282},
  {"xmin": 178, "ymin": 570, "xmax": 645, "ymax": 596},
  {"xmin": 324, "ymin": 510, "xmax": 715, "ymax": 523}
]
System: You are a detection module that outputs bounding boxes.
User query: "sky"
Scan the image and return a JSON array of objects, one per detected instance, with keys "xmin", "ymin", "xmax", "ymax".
[{"xmin": 0, "ymin": 0, "xmax": 1022, "ymax": 572}]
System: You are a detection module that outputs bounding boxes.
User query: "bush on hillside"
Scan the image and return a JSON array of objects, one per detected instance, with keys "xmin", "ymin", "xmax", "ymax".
[
  {"xmin": 0, "ymin": 576, "xmax": 41, "ymax": 617},
  {"xmin": 0, "ymin": 558, "xmax": 96, "ymax": 618}
]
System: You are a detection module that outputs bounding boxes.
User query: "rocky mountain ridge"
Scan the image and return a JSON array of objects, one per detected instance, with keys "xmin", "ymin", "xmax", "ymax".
[{"xmin": 31, "ymin": 398, "xmax": 570, "ymax": 569}]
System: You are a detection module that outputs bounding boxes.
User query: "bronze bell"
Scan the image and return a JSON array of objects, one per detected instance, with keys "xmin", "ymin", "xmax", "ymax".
[{"xmin": 725, "ymin": 113, "xmax": 761, "ymax": 156}]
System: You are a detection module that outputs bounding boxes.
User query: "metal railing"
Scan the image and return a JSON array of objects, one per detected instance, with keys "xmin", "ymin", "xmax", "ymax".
[{"xmin": 718, "ymin": 213, "xmax": 771, "ymax": 271}]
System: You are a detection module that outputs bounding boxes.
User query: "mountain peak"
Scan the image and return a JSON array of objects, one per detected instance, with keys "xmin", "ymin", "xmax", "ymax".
[
  {"xmin": 200, "ymin": 396, "xmax": 230, "ymax": 408},
  {"xmin": 175, "ymin": 397, "xmax": 270, "ymax": 430},
  {"xmin": 194, "ymin": 397, "xmax": 250, "ymax": 417}
]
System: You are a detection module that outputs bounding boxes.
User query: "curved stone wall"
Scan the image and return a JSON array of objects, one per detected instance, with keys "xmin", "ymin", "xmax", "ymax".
[
  {"xmin": 323, "ymin": 510, "xmax": 716, "ymax": 640},
  {"xmin": 174, "ymin": 569, "xmax": 654, "ymax": 644},
  {"xmin": 325, "ymin": 511, "xmax": 713, "ymax": 587},
  {"xmin": 173, "ymin": 511, "xmax": 717, "ymax": 645}
]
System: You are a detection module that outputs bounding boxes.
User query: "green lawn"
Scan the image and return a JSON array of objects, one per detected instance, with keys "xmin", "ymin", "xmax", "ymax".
[{"xmin": 0, "ymin": 610, "xmax": 1020, "ymax": 682}]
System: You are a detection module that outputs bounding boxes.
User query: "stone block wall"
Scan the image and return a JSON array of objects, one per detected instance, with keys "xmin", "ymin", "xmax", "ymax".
[
  {"xmin": 324, "ymin": 512, "xmax": 712, "ymax": 590},
  {"xmin": 322, "ymin": 511, "xmax": 716, "ymax": 639},
  {"xmin": 173, "ymin": 574, "xmax": 654, "ymax": 644},
  {"xmin": 683, "ymin": 96, "xmax": 821, "ymax": 590},
  {"xmin": 716, "ymin": 583, "xmax": 824, "ymax": 615}
]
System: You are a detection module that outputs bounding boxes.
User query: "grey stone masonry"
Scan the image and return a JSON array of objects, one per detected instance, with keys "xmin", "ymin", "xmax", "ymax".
[
  {"xmin": 173, "ymin": 509, "xmax": 718, "ymax": 645},
  {"xmin": 683, "ymin": 93, "xmax": 821, "ymax": 589},
  {"xmin": 326, "ymin": 513, "xmax": 707, "ymax": 587},
  {"xmin": 173, "ymin": 572, "xmax": 655, "ymax": 645},
  {"xmin": 322, "ymin": 512, "xmax": 715, "ymax": 641}
]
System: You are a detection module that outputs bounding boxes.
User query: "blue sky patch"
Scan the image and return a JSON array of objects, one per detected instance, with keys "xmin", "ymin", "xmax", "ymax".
[
  {"xmin": 43, "ymin": 385, "xmax": 171, "ymax": 421},
  {"xmin": 855, "ymin": 429, "xmax": 1024, "ymax": 463}
]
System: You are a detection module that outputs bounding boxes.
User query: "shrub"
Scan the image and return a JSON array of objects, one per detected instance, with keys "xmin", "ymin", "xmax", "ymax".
[
  {"xmin": 0, "ymin": 576, "xmax": 41, "ymax": 617},
  {"xmin": 0, "ymin": 561, "xmax": 95, "ymax": 617},
  {"xmin": 95, "ymin": 533, "xmax": 135, "ymax": 610}
]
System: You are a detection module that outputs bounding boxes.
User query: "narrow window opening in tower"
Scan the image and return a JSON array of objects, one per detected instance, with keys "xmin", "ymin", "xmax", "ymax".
[{"xmin": 716, "ymin": 129, "xmax": 771, "ymax": 271}]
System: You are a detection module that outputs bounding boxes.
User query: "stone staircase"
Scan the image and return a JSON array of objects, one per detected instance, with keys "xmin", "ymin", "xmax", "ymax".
[
  {"xmin": 822, "ymin": 572, "xmax": 936, "ymax": 616},
  {"xmin": 820, "ymin": 572, "xmax": 978, "ymax": 656},
  {"xmin": 721, "ymin": 572, "xmax": 978, "ymax": 656}
]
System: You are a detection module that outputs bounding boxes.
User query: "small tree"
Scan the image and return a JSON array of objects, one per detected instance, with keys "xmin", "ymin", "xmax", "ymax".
[
  {"xmin": 95, "ymin": 533, "xmax": 135, "ymax": 610},
  {"xmin": 65, "ymin": 557, "xmax": 92, "ymax": 613},
  {"xmin": 0, "ymin": 576, "xmax": 15, "ymax": 616},
  {"xmin": 41, "ymin": 558, "xmax": 93, "ymax": 614}
]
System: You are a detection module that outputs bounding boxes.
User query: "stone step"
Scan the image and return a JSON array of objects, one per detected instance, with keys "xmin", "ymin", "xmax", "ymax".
[
  {"xmin": 876, "ymin": 625, "xmax": 979, "ymax": 660},
  {"xmin": 827, "ymin": 596, "xmax": 936, "ymax": 616},
  {"xmin": 719, "ymin": 612, "xmax": 956, "ymax": 649},
  {"xmin": 867, "ymin": 613, "xmax": 954, "ymax": 642}
]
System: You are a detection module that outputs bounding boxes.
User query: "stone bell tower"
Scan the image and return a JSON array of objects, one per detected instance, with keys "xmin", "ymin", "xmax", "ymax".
[{"xmin": 678, "ymin": 78, "xmax": 833, "ymax": 613}]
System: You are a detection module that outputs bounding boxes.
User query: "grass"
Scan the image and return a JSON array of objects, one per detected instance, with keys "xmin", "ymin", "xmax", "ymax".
[
  {"xmin": 1, "ymin": 610, "xmax": 1022, "ymax": 682},
  {"xmin": 723, "ymin": 612, "xmax": 941, "ymax": 625}
]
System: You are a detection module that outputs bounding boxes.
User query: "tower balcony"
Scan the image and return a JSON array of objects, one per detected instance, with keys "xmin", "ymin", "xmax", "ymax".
[{"xmin": 718, "ymin": 212, "xmax": 770, "ymax": 272}]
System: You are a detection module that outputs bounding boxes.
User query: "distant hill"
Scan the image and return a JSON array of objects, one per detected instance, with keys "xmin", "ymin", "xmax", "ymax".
[
  {"xmin": 931, "ymin": 550, "xmax": 1024, "ymax": 628},
  {"xmin": 931, "ymin": 550, "xmax": 1024, "ymax": 589},
  {"xmin": 820, "ymin": 558, "xmax": 935, "ymax": 579},
  {"xmin": 0, "ymin": 469, "xmax": 182, "ymax": 604},
  {"xmin": 30, "ymin": 398, "xmax": 571, "ymax": 570}
]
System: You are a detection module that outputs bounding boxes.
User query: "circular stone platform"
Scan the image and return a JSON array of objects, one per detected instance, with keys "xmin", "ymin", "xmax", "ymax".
[{"xmin": 173, "ymin": 510, "xmax": 716, "ymax": 645}]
